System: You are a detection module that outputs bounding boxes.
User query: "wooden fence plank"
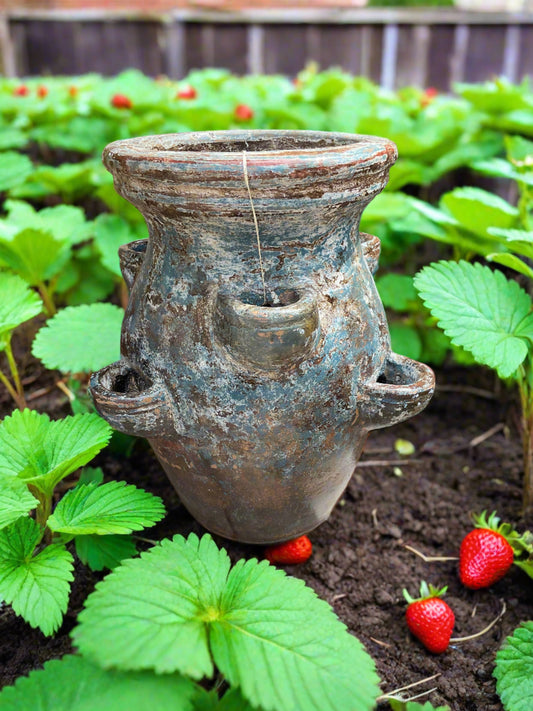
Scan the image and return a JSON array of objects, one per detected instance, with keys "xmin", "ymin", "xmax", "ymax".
[
  {"xmin": 247, "ymin": 23, "xmax": 264, "ymax": 74},
  {"xmin": 518, "ymin": 25, "xmax": 533, "ymax": 83},
  {"xmin": 462, "ymin": 25, "xmax": 507, "ymax": 83},
  {"xmin": 262, "ymin": 24, "xmax": 309, "ymax": 75},
  {"xmin": 313, "ymin": 25, "xmax": 364, "ymax": 74},
  {"xmin": 212, "ymin": 23, "xmax": 248, "ymax": 73},
  {"xmin": 0, "ymin": 13, "xmax": 17, "ymax": 77},
  {"xmin": 163, "ymin": 20, "xmax": 186, "ymax": 79},
  {"xmin": 426, "ymin": 25, "xmax": 456, "ymax": 91},
  {"xmin": 395, "ymin": 24, "xmax": 430, "ymax": 88}
]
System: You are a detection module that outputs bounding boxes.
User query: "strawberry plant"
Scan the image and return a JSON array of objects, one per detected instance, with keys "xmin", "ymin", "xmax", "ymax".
[
  {"xmin": 494, "ymin": 621, "xmax": 533, "ymax": 711},
  {"xmin": 70, "ymin": 532, "xmax": 379, "ymax": 711},
  {"xmin": 0, "ymin": 409, "xmax": 165, "ymax": 635},
  {"xmin": 415, "ymin": 261, "xmax": 533, "ymax": 509},
  {"xmin": 0, "ymin": 272, "xmax": 43, "ymax": 409}
]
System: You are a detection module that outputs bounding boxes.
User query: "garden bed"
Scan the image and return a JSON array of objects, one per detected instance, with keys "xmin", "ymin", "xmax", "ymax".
[{"xmin": 1, "ymin": 355, "xmax": 531, "ymax": 711}]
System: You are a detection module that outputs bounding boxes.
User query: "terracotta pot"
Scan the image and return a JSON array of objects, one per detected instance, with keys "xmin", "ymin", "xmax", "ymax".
[{"xmin": 90, "ymin": 130, "xmax": 434, "ymax": 544}]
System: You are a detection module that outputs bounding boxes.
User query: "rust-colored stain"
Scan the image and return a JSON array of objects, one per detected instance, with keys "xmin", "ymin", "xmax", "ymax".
[{"xmin": 90, "ymin": 130, "xmax": 435, "ymax": 544}]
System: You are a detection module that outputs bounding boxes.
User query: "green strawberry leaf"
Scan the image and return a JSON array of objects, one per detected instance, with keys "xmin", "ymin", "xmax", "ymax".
[
  {"xmin": 74, "ymin": 533, "xmax": 379, "ymax": 711},
  {"xmin": 0, "ymin": 475, "xmax": 38, "ymax": 530},
  {"xmin": 440, "ymin": 187, "xmax": 519, "ymax": 239},
  {"xmin": 376, "ymin": 274, "xmax": 418, "ymax": 312},
  {"xmin": 0, "ymin": 228, "xmax": 70, "ymax": 285},
  {"xmin": 1, "ymin": 201, "xmax": 93, "ymax": 246},
  {"xmin": 32, "ymin": 303, "xmax": 123, "ymax": 373},
  {"xmin": 210, "ymin": 556, "xmax": 379, "ymax": 711},
  {"xmin": 0, "ymin": 410, "xmax": 113, "ymax": 496},
  {"xmin": 487, "ymin": 253, "xmax": 533, "ymax": 281},
  {"xmin": 0, "ymin": 655, "xmax": 198, "ymax": 711},
  {"xmin": 94, "ymin": 213, "xmax": 138, "ymax": 278},
  {"xmin": 77, "ymin": 466, "xmax": 105, "ymax": 486},
  {"xmin": 494, "ymin": 621, "xmax": 533, "ymax": 711},
  {"xmin": 75, "ymin": 533, "xmax": 137, "ymax": 571},
  {"xmin": 193, "ymin": 687, "xmax": 261, "ymax": 711},
  {"xmin": 0, "ymin": 517, "xmax": 74, "ymax": 635},
  {"xmin": 414, "ymin": 261, "xmax": 533, "ymax": 378},
  {"xmin": 48, "ymin": 480, "xmax": 166, "ymax": 535},
  {"xmin": 0, "ymin": 152, "xmax": 33, "ymax": 192},
  {"xmin": 389, "ymin": 701, "xmax": 450, "ymax": 711},
  {"xmin": 74, "ymin": 533, "xmax": 231, "ymax": 678},
  {"xmin": 0, "ymin": 272, "xmax": 43, "ymax": 350}
]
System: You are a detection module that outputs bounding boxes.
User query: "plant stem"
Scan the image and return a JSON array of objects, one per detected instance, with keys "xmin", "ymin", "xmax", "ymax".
[
  {"xmin": 518, "ymin": 366, "xmax": 533, "ymax": 512},
  {"xmin": 0, "ymin": 368, "xmax": 25, "ymax": 410},
  {"xmin": 32, "ymin": 488, "xmax": 53, "ymax": 544},
  {"xmin": 5, "ymin": 339, "xmax": 25, "ymax": 402},
  {"xmin": 37, "ymin": 281, "xmax": 57, "ymax": 317}
]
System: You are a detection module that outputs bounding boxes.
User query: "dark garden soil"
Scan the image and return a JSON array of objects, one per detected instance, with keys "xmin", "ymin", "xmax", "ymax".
[{"xmin": 1, "ymin": 350, "xmax": 532, "ymax": 711}]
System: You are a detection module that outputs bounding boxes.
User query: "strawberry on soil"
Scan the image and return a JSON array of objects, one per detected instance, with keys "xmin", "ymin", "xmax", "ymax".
[{"xmin": 404, "ymin": 582, "xmax": 455, "ymax": 654}]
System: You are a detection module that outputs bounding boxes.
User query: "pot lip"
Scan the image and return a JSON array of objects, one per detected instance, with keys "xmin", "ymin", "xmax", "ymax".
[{"xmin": 103, "ymin": 129, "xmax": 398, "ymax": 174}]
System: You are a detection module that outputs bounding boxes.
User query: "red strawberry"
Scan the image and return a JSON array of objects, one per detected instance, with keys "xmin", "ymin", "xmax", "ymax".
[
  {"xmin": 404, "ymin": 582, "xmax": 455, "ymax": 654},
  {"xmin": 176, "ymin": 85, "xmax": 197, "ymax": 100},
  {"xmin": 264, "ymin": 535, "xmax": 312, "ymax": 565},
  {"xmin": 459, "ymin": 511, "xmax": 515, "ymax": 589},
  {"xmin": 234, "ymin": 104, "xmax": 254, "ymax": 122},
  {"xmin": 37, "ymin": 85, "xmax": 48, "ymax": 99},
  {"xmin": 13, "ymin": 85, "xmax": 29, "ymax": 97},
  {"xmin": 68, "ymin": 85, "xmax": 78, "ymax": 98},
  {"xmin": 111, "ymin": 93, "xmax": 132, "ymax": 110},
  {"xmin": 420, "ymin": 86, "xmax": 438, "ymax": 108}
]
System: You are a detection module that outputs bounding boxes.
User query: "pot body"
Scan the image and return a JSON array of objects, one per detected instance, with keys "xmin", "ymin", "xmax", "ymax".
[{"xmin": 91, "ymin": 130, "xmax": 434, "ymax": 543}]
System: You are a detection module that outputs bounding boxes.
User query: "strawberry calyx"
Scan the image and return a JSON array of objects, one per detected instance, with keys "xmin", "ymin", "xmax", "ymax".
[
  {"xmin": 472, "ymin": 510, "xmax": 533, "ymax": 579},
  {"xmin": 472, "ymin": 510, "xmax": 533, "ymax": 556},
  {"xmin": 403, "ymin": 581, "xmax": 447, "ymax": 605}
]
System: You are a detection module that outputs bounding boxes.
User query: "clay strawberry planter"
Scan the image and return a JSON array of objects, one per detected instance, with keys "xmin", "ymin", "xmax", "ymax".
[{"xmin": 90, "ymin": 130, "xmax": 434, "ymax": 543}]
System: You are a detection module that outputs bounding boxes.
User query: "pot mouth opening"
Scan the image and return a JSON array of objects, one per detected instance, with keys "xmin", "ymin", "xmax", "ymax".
[
  {"xmin": 157, "ymin": 134, "xmax": 359, "ymax": 154},
  {"xmin": 100, "ymin": 364, "xmax": 153, "ymax": 396},
  {"xmin": 104, "ymin": 130, "xmax": 396, "ymax": 162},
  {"xmin": 238, "ymin": 288, "xmax": 300, "ymax": 308}
]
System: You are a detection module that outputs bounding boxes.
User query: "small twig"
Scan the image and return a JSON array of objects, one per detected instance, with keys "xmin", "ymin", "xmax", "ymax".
[
  {"xmin": 377, "ymin": 673, "xmax": 441, "ymax": 701},
  {"xmin": 356, "ymin": 459, "xmax": 424, "ymax": 468},
  {"xmin": 403, "ymin": 543, "xmax": 458, "ymax": 563},
  {"xmin": 242, "ymin": 150, "xmax": 267, "ymax": 305},
  {"xmin": 450, "ymin": 601, "xmax": 506, "ymax": 643},
  {"xmin": 469, "ymin": 422, "xmax": 504, "ymax": 448},
  {"xmin": 370, "ymin": 637, "xmax": 393, "ymax": 649},
  {"xmin": 436, "ymin": 384, "xmax": 497, "ymax": 400},
  {"xmin": 331, "ymin": 593, "xmax": 347, "ymax": 603},
  {"xmin": 27, "ymin": 384, "xmax": 57, "ymax": 402},
  {"xmin": 133, "ymin": 535, "xmax": 159, "ymax": 545},
  {"xmin": 56, "ymin": 380, "xmax": 75, "ymax": 401},
  {"xmin": 403, "ymin": 687, "xmax": 439, "ymax": 703},
  {"xmin": 371, "ymin": 508, "xmax": 379, "ymax": 528}
]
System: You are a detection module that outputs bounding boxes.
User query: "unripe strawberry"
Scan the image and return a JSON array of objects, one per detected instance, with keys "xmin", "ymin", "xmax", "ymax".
[
  {"xmin": 459, "ymin": 511, "xmax": 515, "ymax": 589},
  {"xmin": 404, "ymin": 582, "xmax": 455, "ymax": 654},
  {"xmin": 234, "ymin": 103, "xmax": 254, "ymax": 121},
  {"xmin": 111, "ymin": 93, "xmax": 132, "ymax": 110},
  {"xmin": 264, "ymin": 535, "xmax": 312, "ymax": 565},
  {"xmin": 13, "ymin": 85, "xmax": 29, "ymax": 97},
  {"xmin": 176, "ymin": 85, "xmax": 197, "ymax": 100}
]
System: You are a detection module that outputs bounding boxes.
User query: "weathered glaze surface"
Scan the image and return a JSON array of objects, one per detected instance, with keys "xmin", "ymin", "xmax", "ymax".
[{"xmin": 90, "ymin": 130, "xmax": 435, "ymax": 544}]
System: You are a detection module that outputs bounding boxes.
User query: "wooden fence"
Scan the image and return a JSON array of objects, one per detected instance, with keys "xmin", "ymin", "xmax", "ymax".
[{"xmin": 1, "ymin": 8, "xmax": 533, "ymax": 90}]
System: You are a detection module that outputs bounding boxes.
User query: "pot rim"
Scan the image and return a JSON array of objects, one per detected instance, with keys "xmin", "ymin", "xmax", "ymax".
[{"xmin": 103, "ymin": 129, "xmax": 397, "ymax": 174}]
